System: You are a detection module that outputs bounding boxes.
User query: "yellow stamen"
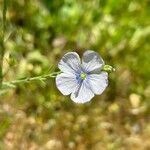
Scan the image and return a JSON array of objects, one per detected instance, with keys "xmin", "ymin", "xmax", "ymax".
[{"xmin": 80, "ymin": 73, "xmax": 87, "ymax": 80}]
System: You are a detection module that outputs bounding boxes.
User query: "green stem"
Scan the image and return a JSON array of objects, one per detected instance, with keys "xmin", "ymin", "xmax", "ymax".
[
  {"xmin": 0, "ymin": 0, "xmax": 7, "ymax": 86},
  {"xmin": 2, "ymin": 71, "xmax": 61, "ymax": 90}
]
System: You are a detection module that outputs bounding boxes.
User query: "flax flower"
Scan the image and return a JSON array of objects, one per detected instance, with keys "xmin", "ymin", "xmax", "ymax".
[{"xmin": 56, "ymin": 50, "xmax": 108, "ymax": 103}]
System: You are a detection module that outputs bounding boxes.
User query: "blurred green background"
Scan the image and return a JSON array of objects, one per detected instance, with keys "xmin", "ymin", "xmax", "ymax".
[{"xmin": 0, "ymin": 0, "xmax": 150, "ymax": 149}]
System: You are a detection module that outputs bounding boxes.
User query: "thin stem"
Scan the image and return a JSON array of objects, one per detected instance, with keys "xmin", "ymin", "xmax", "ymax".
[
  {"xmin": 0, "ymin": 0, "xmax": 7, "ymax": 86},
  {"xmin": 2, "ymin": 71, "xmax": 61, "ymax": 90}
]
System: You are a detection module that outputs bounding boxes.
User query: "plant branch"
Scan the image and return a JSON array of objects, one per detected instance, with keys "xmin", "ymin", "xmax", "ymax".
[
  {"xmin": 0, "ymin": 0, "xmax": 7, "ymax": 86},
  {"xmin": 1, "ymin": 71, "xmax": 61, "ymax": 90}
]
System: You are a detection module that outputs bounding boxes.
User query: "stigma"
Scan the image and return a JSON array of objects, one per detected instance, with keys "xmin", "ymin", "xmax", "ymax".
[{"xmin": 80, "ymin": 73, "xmax": 87, "ymax": 80}]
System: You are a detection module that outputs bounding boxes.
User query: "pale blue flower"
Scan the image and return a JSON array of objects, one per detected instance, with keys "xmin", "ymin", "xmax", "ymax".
[{"xmin": 56, "ymin": 50, "xmax": 108, "ymax": 103}]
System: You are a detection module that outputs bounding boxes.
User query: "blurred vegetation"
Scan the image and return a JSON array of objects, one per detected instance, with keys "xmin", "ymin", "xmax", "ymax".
[{"xmin": 0, "ymin": 0, "xmax": 150, "ymax": 149}]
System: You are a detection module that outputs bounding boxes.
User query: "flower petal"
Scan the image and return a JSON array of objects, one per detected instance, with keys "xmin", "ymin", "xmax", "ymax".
[
  {"xmin": 82, "ymin": 50, "xmax": 104, "ymax": 74},
  {"xmin": 58, "ymin": 52, "xmax": 81, "ymax": 74},
  {"xmin": 71, "ymin": 80, "xmax": 94, "ymax": 103},
  {"xmin": 56, "ymin": 73, "xmax": 78, "ymax": 95},
  {"xmin": 88, "ymin": 72, "xmax": 108, "ymax": 95}
]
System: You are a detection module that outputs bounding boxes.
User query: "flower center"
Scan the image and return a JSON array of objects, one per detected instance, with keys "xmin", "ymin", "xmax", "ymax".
[{"xmin": 80, "ymin": 73, "xmax": 87, "ymax": 80}]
